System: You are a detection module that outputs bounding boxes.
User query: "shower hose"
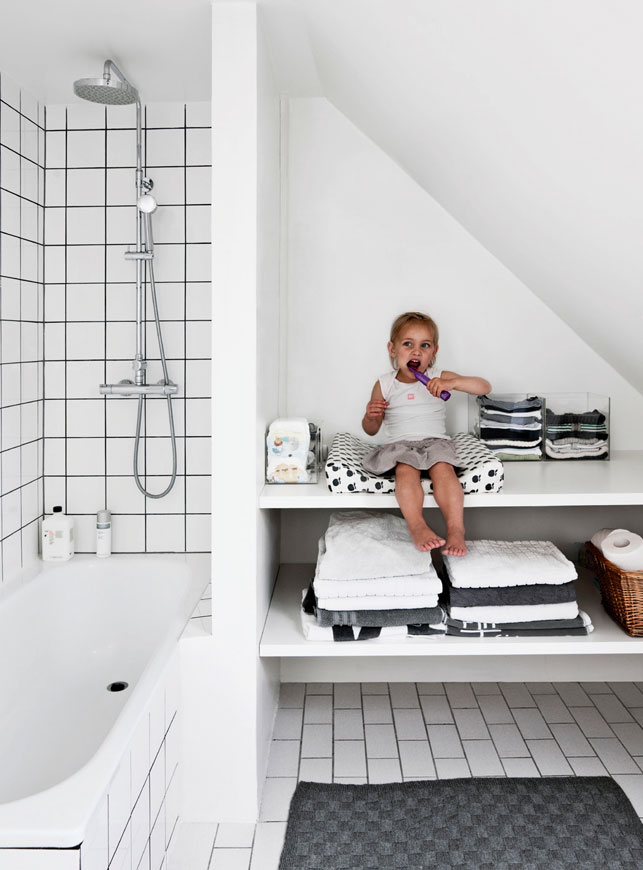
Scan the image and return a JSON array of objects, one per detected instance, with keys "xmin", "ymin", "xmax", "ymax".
[{"xmin": 133, "ymin": 218, "xmax": 177, "ymax": 499}]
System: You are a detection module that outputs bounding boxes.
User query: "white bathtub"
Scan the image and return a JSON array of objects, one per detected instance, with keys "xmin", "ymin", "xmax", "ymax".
[{"xmin": 0, "ymin": 553, "xmax": 208, "ymax": 850}]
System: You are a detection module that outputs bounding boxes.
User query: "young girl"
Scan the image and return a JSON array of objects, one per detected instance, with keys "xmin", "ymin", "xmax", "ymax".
[{"xmin": 362, "ymin": 312, "xmax": 491, "ymax": 555}]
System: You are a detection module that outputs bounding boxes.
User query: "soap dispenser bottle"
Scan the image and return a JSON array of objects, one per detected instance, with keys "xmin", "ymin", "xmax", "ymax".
[{"xmin": 42, "ymin": 506, "xmax": 75, "ymax": 562}]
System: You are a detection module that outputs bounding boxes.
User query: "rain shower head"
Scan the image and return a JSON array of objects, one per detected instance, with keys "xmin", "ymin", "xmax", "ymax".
[{"xmin": 73, "ymin": 60, "xmax": 139, "ymax": 105}]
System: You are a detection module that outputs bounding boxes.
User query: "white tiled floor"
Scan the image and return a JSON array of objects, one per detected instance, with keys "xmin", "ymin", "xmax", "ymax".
[{"xmin": 167, "ymin": 680, "xmax": 643, "ymax": 870}]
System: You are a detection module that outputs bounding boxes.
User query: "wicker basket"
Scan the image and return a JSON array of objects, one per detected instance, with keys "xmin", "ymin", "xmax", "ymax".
[{"xmin": 585, "ymin": 540, "xmax": 643, "ymax": 637}]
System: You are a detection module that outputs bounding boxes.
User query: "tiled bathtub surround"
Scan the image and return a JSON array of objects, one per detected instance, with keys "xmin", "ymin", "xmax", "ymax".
[
  {"xmin": 43, "ymin": 100, "xmax": 211, "ymax": 554},
  {"xmin": 0, "ymin": 72, "xmax": 45, "ymax": 584},
  {"xmin": 0, "ymin": 648, "xmax": 181, "ymax": 870}
]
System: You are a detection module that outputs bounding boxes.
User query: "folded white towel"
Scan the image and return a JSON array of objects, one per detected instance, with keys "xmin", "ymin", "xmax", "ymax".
[
  {"xmin": 314, "ymin": 574, "xmax": 442, "ymax": 599},
  {"xmin": 313, "ymin": 536, "xmax": 441, "ymax": 598},
  {"xmin": 449, "ymin": 601, "xmax": 579, "ymax": 623},
  {"xmin": 443, "ymin": 540, "xmax": 577, "ymax": 588},
  {"xmin": 318, "ymin": 511, "xmax": 432, "ymax": 581},
  {"xmin": 316, "ymin": 593, "xmax": 440, "ymax": 611}
]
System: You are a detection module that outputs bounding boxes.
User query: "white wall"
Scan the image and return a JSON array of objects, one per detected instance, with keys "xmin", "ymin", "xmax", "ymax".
[
  {"xmin": 285, "ymin": 98, "xmax": 643, "ymax": 450},
  {"xmin": 280, "ymin": 1, "xmax": 643, "ymax": 395},
  {"xmin": 208, "ymin": 1, "xmax": 281, "ymax": 823}
]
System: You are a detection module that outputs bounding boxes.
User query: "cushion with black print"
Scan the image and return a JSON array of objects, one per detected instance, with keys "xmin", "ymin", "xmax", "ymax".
[{"xmin": 325, "ymin": 432, "xmax": 504, "ymax": 495}]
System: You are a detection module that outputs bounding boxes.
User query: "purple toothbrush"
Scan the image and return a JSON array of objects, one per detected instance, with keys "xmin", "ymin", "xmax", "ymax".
[{"xmin": 407, "ymin": 363, "xmax": 451, "ymax": 401}]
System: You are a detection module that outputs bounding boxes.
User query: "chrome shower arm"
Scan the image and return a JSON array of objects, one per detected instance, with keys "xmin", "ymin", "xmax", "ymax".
[{"xmin": 103, "ymin": 59, "xmax": 134, "ymax": 89}]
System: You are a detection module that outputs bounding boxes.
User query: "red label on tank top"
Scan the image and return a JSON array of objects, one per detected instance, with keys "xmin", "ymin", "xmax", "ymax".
[{"xmin": 407, "ymin": 394, "xmax": 414, "ymax": 400}]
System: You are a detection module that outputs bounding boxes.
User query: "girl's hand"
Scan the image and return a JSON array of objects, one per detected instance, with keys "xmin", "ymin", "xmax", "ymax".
[
  {"xmin": 426, "ymin": 377, "xmax": 455, "ymax": 398},
  {"xmin": 365, "ymin": 399, "xmax": 389, "ymax": 420}
]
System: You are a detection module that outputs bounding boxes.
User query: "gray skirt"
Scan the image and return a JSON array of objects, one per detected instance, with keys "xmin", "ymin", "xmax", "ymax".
[{"xmin": 362, "ymin": 436, "xmax": 459, "ymax": 476}]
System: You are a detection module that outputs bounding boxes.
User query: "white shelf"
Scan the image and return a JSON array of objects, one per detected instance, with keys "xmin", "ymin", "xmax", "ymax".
[
  {"xmin": 259, "ymin": 450, "xmax": 643, "ymax": 508},
  {"xmin": 259, "ymin": 563, "xmax": 643, "ymax": 657}
]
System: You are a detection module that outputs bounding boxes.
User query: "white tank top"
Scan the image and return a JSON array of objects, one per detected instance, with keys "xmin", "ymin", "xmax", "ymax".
[{"xmin": 378, "ymin": 368, "xmax": 448, "ymax": 443}]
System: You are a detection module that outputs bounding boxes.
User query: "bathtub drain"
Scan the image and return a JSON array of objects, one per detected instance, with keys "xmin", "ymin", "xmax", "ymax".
[{"xmin": 107, "ymin": 681, "xmax": 129, "ymax": 692}]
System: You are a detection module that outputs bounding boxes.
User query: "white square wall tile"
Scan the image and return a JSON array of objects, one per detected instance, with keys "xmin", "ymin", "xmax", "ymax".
[
  {"xmin": 45, "ymin": 130, "xmax": 66, "ymax": 168},
  {"xmin": 111, "ymin": 514, "xmax": 146, "ymax": 552},
  {"xmin": 186, "ymin": 244, "xmax": 211, "ymax": 282},
  {"xmin": 148, "ymin": 167, "xmax": 184, "ymax": 205},
  {"xmin": 107, "ymin": 438, "xmax": 138, "ymax": 475},
  {"xmin": 66, "ymin": 360, "xmax": 106, "ymax": 399},
  {"xmin": 66, "ymin": 207, "xmax": 106, "ymax": 245},
  {"xmin": 67, "ymin": 437, "xmax": 105, "ymax": 476},
  {"xmin": 130, "ymin": 783, "xmax": 150, "ymax": 869},
  {"xmin": 107, "ymin": 206, "xmax": 137, "ymax": 245},
  {"xmin": 186, "ymin": 205, "xmax": 211, "ymax": 243},
  {"xmin": 146, "ymin": 128, "xmax": 185, "ymax": 167},
  {"xmin": 146, "ymin": 515, "xmax": 185, "ymax": 552},
  {"xmin": 106, "ymin": 476, "xmax": 146, "ymax": 514},
  {"xmin": 146, "ymin": 103, "xmax": 185, "ymax": 129},
  {"xmin": 67, "ymin": 101, "xmax": 106, "ymax": 130},
  {"xmin": 67, "ymin": 245, "xmax": 106, "ymax": 283},
  {"xmin": 131, "ymin": 712, "xmax": 150, "ymax": 801},
  {"xmin": 66, "ymin": 322, "xmax": 106, "ymax": 360},
  {"xmin": 186, "ymin": 128, "xmax": 211, "ymax": 165},
  {"xmin": 149, "ymin": 205, "xmax": 184, "ymax": 244},
  {"xmin": 186, "ymin": 514, "xmax": 211, "ymax": 551},
  {"xmin": 67, "ymin": 130, "xmax": 106, "ymax": 168},
  {"xmin": 150, "ymin": 681, "xmax": 166, "ymax": 758},
  {"xmin": 186, "ymin": 102, "xmax": 211, "ymax": 127},
  {"xmin": 67, "ymin": 168, "xmax": 106, "ymax": 207},
  {"xmin": 66, "ymin": 284, "xmax": 105, "ymax": 321},
  {"xmin": 107, "ymin": 167, "xmax": 137, "ymax": 205},
  {"xmin": 67, "ymin": 476, "xmax": 105, "ymax": 514},
  {"xmin": 81, "ymin": 794, "xmax": 108, "ymax": 870},
  {"xmin": 150, "ymin": 747, "xmax": 165, "ymax": 828},
  {"xmin": 108, "ymin": 754, "xmax": 132, "ymax": 860},
  {"xmin": 46, "ymin": 168, "xmax": 66, "ymax": 205},
  {"xmin": 165, "ymin": 768, "xmax": 179, "ymax": 849},
  {"xmin": 145, "ymin": 476, "xmax": 185, "ymax": 514},
  {"xmin": 107, "ymin": 129, "xmax": 137, "ymax": 167},
  {"xmin": 186, "ymin": 167, "xmax": 211, "ymax": 204}
]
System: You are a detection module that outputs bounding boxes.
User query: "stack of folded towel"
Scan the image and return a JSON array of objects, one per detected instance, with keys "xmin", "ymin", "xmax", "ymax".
[
  {"xmin": 477, "ymin": 396, "xmax": 544, "ymax": 460},
  {"xmin": 545, "ymin": 408, "xmax": 609, "ymax": 460},
  {"xmin": 301, "ymin": 511, "xmax": 446, "ymax": 641},
  {"xmin": 441, "ymin": 540, "xmax": 593, "ymax": 637}
]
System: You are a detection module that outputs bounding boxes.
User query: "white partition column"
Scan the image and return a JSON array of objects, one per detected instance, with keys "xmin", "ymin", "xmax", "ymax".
[{"xmin": 208, "ymin": 1, "xmax": 281, "ymax": 821}]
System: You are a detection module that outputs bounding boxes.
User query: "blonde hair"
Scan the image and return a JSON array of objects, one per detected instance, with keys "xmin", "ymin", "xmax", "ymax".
[{"xmin": 389, "ymin": 311, "xmax": 439, "ymax": 369}]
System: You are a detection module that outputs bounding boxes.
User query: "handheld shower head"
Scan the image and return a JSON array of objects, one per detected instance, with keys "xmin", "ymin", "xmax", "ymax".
[
  {"xmin": 73, "ymin": 60, "xmax": 139, "ymax": 105},
  {"xmin": 137, "ymin": 194, "xmax": 158, "ymax": 214}
]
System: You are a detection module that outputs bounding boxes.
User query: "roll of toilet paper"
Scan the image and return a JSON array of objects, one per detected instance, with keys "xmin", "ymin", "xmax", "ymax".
[
  {"xmin": 602, "ymin": 529, "xmax": 643, "ymax": 571},
  {"xmin": 590, "ymin": 528, "xmax": 614, "ymax": 552}
]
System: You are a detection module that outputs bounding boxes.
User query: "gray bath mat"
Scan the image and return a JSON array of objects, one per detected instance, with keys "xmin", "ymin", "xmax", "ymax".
[{"xmin": 278, "ymin": 777, "xmax": 643, "ymax": 869}]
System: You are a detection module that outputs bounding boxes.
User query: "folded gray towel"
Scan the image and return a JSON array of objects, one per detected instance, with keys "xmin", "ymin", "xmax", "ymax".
[{"xmin": 448, "ymin": 580, "xmax": 577, "ymax": 607}]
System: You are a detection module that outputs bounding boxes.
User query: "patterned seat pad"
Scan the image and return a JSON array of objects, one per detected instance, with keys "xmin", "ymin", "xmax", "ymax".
[{"xmin": 325, "ymin": 432, "xmax": 504, "ymax": 495}]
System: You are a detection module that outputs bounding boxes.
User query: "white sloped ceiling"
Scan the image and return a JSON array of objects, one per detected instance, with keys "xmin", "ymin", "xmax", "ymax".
[{"xmin": 265, "ymin": 0, "xmax": 643, "ymax": 394}]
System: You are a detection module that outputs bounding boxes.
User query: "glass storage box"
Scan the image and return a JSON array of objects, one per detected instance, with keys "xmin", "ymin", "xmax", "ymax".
[
  {"xmin": 543, "ymin": 393, "xmax": 609, "ymax": 460},
  {"xmin": 265, "ymin": 421, "xmax": 322, "ymax": 484},
  {"xmin": 468, "ymin": 393, "xmax": 545, "ymax": 461}
]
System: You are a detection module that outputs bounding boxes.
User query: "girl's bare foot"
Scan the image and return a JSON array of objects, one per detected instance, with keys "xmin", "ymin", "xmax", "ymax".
[
  {"xmin": 443, "ymin": 528, "xmax": 467, "ymax": 556},
  {"xmin": 408, "ymin": 521, "xmax": 446, "ymax": 552}
]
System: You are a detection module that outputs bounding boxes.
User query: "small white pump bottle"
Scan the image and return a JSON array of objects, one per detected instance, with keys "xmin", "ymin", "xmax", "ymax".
[
  {"xmin": 42, "ymin": 506, "xmax": 75, "ymax": 562},
  {"xmin": 96, "ymin": 509, "xmax": 112, "ymax": 558}
]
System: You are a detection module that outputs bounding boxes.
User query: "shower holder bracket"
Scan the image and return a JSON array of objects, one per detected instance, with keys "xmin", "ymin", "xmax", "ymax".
[{"xmin": 124, "ymin": 251, "xmax": 153, "ymax": 261}]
